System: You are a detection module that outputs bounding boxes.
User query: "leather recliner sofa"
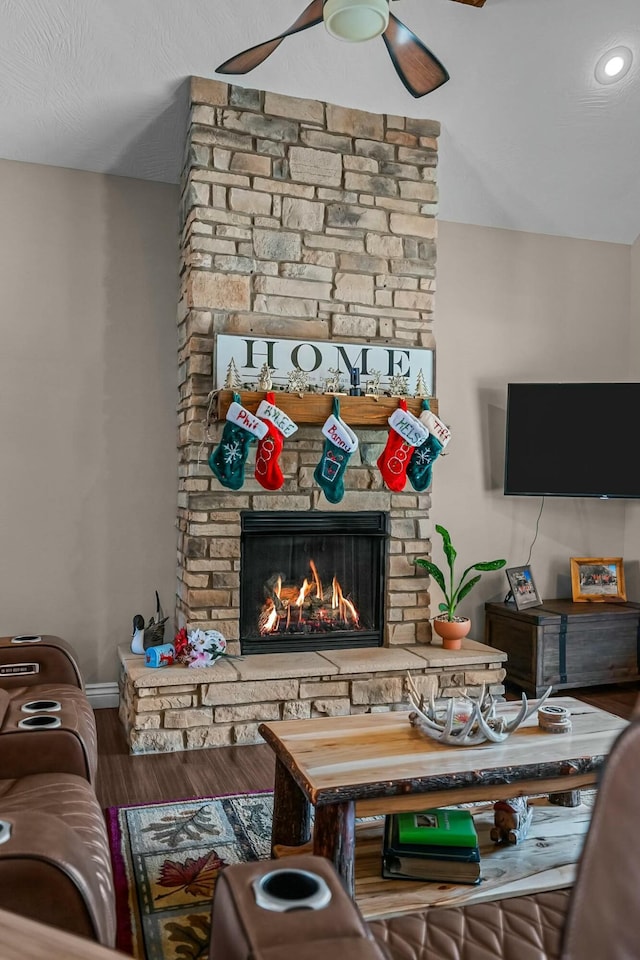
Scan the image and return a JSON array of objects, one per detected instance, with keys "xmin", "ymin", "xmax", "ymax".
[
  {"xmin": 210, "ymin": 712, "xmax": 640, "ymax": 960},
  {"xmin": 0, "ymin": 634, "xmax": 98, "ymax": 782},
  {"xmin": 0, "ymin": 634, "xmax": 115, "ymax": 947}
]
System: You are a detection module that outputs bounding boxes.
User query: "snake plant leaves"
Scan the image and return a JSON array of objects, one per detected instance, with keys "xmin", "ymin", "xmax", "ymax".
[{"xmin": 415, "ymin": 557, "xmax": 446, "ymax": 595}]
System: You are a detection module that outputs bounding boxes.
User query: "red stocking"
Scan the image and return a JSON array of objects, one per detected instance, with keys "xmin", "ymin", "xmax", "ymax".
[
  {"xmin": 377, "ymin": 399, "xmax": 430, "ymax": 492},
  {"xmin": 255, "ymin": 392, "xmax": 298, "ymax": 491}
]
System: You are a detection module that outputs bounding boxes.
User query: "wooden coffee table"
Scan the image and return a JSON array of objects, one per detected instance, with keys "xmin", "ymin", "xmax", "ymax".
[{"xmin": 259, "ymin": 697, "xmax": 626, "ymax": 904}]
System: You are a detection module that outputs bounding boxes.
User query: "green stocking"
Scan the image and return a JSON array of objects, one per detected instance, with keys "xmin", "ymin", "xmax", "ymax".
[
  {"xmin": 407, "ymin": 400, "xmax": 451, "ymax": 492},
  {"xmin": 314, "ymin": 397, "xmax": 359, "ymax": 504},
  {"xmin": 209, "ymin": 395, "xmax": 267, "ymax": 490}
]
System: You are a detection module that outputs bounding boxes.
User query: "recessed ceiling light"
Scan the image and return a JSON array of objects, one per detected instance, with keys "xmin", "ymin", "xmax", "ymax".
[{"xmin": 594, "ymin": 46, "xmax": 633, "ymax": 85}]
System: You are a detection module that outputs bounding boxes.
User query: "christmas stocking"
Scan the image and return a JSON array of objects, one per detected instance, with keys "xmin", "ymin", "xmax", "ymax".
[
  {"xmin": 407, "ymin": 400, "xmax": 451, "ymax": 492},
  {"xmin": 314, "ymin": 398, "xmax": 359, "ymax": 504},
  {"xmin": 255, "ymin": 391, "xmax": 298, "ymax": 491},
  {"xmin": 208, "ymin": 394, "xmax": 268, "ymax": 490},
  {"xmin": 377, "ymin": 399, "xmax": 430, "ymax": 492}
]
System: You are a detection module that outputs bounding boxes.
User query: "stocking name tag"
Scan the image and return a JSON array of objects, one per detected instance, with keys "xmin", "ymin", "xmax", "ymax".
[{"xmin": 226, "ymin": 401, "xmax": 268, "ymax": 440}]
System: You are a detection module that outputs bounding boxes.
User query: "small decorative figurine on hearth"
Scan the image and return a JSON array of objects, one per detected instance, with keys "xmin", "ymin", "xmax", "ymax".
[
  {"xmin": 257, "ymin": 362, "xmax": 274, "ymax": 391},
  {"xmin": 131, "ymin": 591, "xmax": 169, "ymax": 655},
  {"xmin": 490, "ymin": 798, "xmax": 534, "ymax": 845},
  {"xmin": 286, "ymin": 368, "xmax": 309, "ymax": 394}
]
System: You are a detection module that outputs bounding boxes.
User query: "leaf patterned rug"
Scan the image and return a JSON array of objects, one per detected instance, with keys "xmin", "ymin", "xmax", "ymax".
[{"xmin": 106, "ymin": 791, "xmax": 274, "ymax": 960}]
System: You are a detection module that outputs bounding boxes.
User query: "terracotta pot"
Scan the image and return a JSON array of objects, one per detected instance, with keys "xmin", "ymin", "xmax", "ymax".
[{"xmin": 432, "ymin": 616, "xmax": 471, "ymax": 650}]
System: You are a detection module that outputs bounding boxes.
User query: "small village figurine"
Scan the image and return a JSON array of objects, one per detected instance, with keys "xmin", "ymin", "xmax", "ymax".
[
  {"xmin": 490, "ymin": 797, "xmax": 534, "ymax": 845},
  {"xmin": 257, "ymin": 362, "xmax": 274, "ymax": 391},
  {"xmin": 286, "ymin": 368, "xmax": 309, "ymax": 394},
  {"xmin": 223, "ymin": 357, "xmax": 242, "ymax": 390},
  {"xmin": 365, "ymin": 370, "xmax": 382, "ymax": 398},
  {"xmin": 324, "ymin": 367, "xmax": 346, "ymax": 394},
  {"xmin": 389, "ymin": 373, "xmax": 410, "ymax": 397},
  {"xmin": 414, "ymin": 369, "xmax": 430, "ymax": 398}
]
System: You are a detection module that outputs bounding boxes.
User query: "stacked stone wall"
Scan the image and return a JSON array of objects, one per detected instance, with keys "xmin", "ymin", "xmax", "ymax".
[
  {"xmin": 119, "ymin": 645, "xmax": 507, "ymax": 753},
  {"xmin": 177, "ymin": 77, "xmax": 441, "ymax": 654}
]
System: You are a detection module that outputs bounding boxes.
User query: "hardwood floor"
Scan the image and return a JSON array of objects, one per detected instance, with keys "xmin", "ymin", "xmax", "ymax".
[
  {"xmin": 95, "ymin": 709, "xmax": 275, "ymax": 808},
  {"xmin": 95, "ymin": 682, "xmax": 640, "ymax": 810}
]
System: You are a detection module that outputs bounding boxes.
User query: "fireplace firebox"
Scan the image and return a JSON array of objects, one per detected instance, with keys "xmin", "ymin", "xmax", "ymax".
[{"xmin": 240, "ymin": 511, "xmax": 389, "ymax": 655}]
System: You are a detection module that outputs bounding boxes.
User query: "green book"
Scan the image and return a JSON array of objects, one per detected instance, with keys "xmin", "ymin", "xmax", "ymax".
[{"xmin": 396, "ymin": 808, "xmax": 478, "ymax": 848}]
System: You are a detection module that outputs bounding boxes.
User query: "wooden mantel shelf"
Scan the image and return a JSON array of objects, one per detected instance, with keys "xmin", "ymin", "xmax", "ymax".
[{"xmin": 216, "ymin": 390, "xmax": 439, "ymax": 428}]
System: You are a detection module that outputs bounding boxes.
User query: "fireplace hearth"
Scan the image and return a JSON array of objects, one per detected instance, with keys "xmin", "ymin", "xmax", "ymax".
[{"xmin": 240, "ymin": 512, "xmax": 389, "ymax": 654}]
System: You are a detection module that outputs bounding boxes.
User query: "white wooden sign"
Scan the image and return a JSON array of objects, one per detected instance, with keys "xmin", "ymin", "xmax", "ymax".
[{"xmin": 215, "ymin": 335, "xmax": 434, "ymax": 395}]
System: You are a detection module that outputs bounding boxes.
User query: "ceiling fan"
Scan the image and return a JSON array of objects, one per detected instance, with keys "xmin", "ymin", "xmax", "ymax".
[{"xmin": 216, "ymin": 0, "xmax": 485, "ymax": 99}]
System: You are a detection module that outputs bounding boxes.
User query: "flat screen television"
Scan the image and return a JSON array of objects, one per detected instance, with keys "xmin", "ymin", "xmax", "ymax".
[{"xmin": 504, "ymin": 382, "xmax": 639, "ymax": 499}]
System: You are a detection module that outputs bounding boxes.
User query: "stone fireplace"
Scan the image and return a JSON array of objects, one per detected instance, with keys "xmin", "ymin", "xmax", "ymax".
[
  {"xmin": 240, "ymin": 510, "xmax": 388, "ymax": 654},
  {"xmin": 117, "ymin": 77, "xmax": 507, "ymax": 753},
  {"xmin": 175, "ymin": 76, "xmax": 441, "ymax": 650}
]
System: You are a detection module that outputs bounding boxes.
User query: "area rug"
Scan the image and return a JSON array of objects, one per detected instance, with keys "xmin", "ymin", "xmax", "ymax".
[{"xmin": 106, "ymin": 791, "xmax": 274, "ymax": 960}]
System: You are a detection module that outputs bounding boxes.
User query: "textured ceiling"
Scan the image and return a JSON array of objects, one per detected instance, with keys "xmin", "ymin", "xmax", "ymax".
[{"xmin": 1, "ymin": 0, "xmax": 639, "ymax": 243}]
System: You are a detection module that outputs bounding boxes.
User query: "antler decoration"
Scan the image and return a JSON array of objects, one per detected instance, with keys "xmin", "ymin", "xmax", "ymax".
[{"xmin": 406, "ymin": 673, "xmax": 553, "ymax": 746}]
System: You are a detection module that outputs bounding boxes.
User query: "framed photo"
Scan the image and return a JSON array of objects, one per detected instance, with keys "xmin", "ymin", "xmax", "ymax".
[
  {"xmin": 505, "ymin": 565, "xmax": 542, "ymax": 610},
  {"xmin": 570, "ymin": 557, "xmax": 626, "ymax": 603}
]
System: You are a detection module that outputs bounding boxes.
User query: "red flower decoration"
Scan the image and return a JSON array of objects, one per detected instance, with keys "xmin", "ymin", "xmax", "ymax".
[{"xmin": 173, "ymin": 627, "xmax": 190, "ymax": 662}]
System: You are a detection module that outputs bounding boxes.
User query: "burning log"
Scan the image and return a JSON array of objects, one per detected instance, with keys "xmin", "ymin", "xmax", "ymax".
[{"xmin": 257, "ymin": 560, "xmax": 362, "ymax": 636}]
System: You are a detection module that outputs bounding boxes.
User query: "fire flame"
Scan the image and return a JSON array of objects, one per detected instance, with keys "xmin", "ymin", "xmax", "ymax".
[
  {"xmin": 258, "ymin": 560, "xmax": 360, "ymax": 636},
  {"xmin": 332, "ymin": 576, "xmax": 360, "ymax": 626}
]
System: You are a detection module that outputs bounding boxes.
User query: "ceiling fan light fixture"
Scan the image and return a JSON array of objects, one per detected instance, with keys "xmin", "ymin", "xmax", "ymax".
[
  {"xmin": 323, "ymin": 0, "xmax": 390, "ymax": 43},
  {"xmin": 594, "ymin": 46, "xmax": 633, "ymax": 85}
]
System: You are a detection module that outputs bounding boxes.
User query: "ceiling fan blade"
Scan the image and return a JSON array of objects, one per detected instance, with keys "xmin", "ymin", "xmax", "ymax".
[
  {"xmin": 216, "ymin": 0, "xmax": 324, "ymax": 75},
  {"xmin": 382, "ymin": 12, "xmax": 449, "ymax": 98}
]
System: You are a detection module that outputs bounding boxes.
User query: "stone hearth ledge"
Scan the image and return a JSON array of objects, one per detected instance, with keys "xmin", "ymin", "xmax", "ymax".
[{"xmin": 118, "ymin": 640, "xmax": 508, "ymax": 754}]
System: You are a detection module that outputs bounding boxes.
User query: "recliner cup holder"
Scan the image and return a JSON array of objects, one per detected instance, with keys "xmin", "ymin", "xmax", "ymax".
[
  {"xmin": 21, "ymin": 700, "xmax": 61, "ymax": 713},
  {"xmin": 253, "ymin": 869, "xmax": 332, "ymax": 912},
  {"xmin": 17, "ymin": 715, "xmax": 62, "ymax": 730},
  {"xmin": 11, "ymin": 635, "xmax": 42, "ymax": 644},
  {"xmin": 0, "ymin": 821, "xmax": 11, "ymax": 845}
]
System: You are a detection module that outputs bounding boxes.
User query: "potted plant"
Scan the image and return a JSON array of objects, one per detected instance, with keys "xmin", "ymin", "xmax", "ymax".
[{"xmin": 415, "ymin": 524, "xmax": 507, "ymax": 649}]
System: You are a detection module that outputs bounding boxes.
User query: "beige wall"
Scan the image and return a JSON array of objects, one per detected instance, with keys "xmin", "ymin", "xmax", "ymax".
[
  {"xmin": 432, "ymin": 221, "xmax": 632, "ymax": 632},
  {"xmin": 1, "ymin": 158, "xmax": 636, "ymax": 684},
  {"xmin": 0, "ymin": 159, "xmax": 179, "ymax": 684},
  {"xmin": 623, "ymin": 234, "xmax": 640, "ymax": 598}
]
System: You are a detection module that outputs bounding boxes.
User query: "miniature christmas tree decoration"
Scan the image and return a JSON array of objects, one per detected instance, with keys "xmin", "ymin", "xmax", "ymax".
[
  {"xmin": 414, "ymin": 369, "xmax": 430, "ymax": 398},
  {"xmin": 223, "ymin": 357, "xmax": 242, "ymax": 390}
]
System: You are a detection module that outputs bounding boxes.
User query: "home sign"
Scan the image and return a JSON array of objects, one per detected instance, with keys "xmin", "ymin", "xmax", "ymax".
[{"xmin": 215, "ymin": 335, "xmax": 434, "ymax": 394}]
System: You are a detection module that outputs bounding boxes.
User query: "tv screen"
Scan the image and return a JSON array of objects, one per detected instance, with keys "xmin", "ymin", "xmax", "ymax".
[{"xmin": 504, "ymin": 383, "xmax": 639, "ymax": 499}]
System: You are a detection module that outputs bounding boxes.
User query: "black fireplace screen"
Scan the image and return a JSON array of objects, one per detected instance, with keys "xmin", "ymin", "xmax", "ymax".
[{"xmin": 240, "ymin": 511, "xmax": 389, "ymax": 654}]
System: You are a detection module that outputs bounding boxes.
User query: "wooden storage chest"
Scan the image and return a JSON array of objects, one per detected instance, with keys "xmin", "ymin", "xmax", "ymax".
[{"xmin": 484, "ymin": 599, "xmax": 640, "ymax": 697}]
